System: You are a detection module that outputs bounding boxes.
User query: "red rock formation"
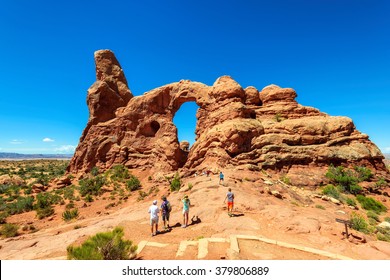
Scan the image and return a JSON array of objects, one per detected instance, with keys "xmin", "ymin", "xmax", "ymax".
[{"xmin": 67, "ymin": 50, "xmax": 388, "ymax": 185}]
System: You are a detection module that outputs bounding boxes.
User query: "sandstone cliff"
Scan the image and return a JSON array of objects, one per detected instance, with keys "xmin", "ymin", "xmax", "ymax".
[{"xmin": 67, "ymin": 50, "xmax": 388, "ymax": 185}]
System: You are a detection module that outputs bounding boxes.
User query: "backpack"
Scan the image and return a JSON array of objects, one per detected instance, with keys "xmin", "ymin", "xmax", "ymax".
[
  {"xmin": 166, "ymin": 201, "xmax": 172, "ymax": 213},
  {"xmin": 162, "ymin": 201, "xmax": 171, "ymax": 213}
]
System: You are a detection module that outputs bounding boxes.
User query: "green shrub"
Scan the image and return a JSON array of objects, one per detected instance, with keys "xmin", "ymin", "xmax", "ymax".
[
  {"xmin": 0, "ymin": 212, "xmax": 9, "ymax": 224},
  {"xmin": 348, "ymin": 184, "xmax": 363, "ymax": 195},
  {"xmin": 170, "ymin": 172, "xmax": 181, "ymax": 192},
  {"xmin": 137, "ymin": 191, "xmax": 148, "ymax": 201},
  {"xmin": 79, "ymin": 175, "xmax": 106, "ymax": 197},
  {"xmin": 326, "ymin": 165, "xmax": 356, "ymax": 185},
  {"xmin": 367, "ymin": 211, "xmax": 381, "ymax": 223},
  {"xmin": 0, "ymin": 223, "xmax": 19, "ymax": 238},
  {"xmin": 62, "ymin": 209, "xmax": 79, "ymax": 221},
  {"xmin": 354, "ymin": 166, "xmax": 373, "ymax": 182},
  {"xmin": 188, "ymin": 183, "xmax": 193, "ymax": 191},
  {"xmin": 109, "ymin": 165, "xmax": 130, "ymax": 182},
  {"xmin": 280, "ymin": 175, "xmax": 291, "ymax": 185},
  {"xmin": 375, "ymin": 178, "xmax": 387, "ymax": 188},
  {"xmin": 385, "ymin": 217, "xmax": 390, "ymax": 223},
  {"xmin": 126, "ymin": 175, "xmax": 141, "ymax": 191},
  {"xmin": 65, "ymin": 202, "xmax": 75, "ymax": 210},
  {"xmin": 7, "ymin": 196, "xmax": 34, "ymax": 215},
  {"xmin": 91, "ymin": 166, "xmax": 99, "ymax": 177},
  {"xmin": 315, "ymin": 204, "xmax": 325, "ymax": 210},
  {"xmin": 345, "ymin": 197, "xmax": 357, "ymax": 207},
  {"xmin": 67, "ymin": 227, "xmax": 137, "ymax": 260},
  {"xmin": 322, "ymin": 184, "xmax": 341, "ymax": 199},
  {"xmin": 63, "ymin": 186, "xmax": 76, "ymax": 200},
  {"xmin": 356, "ymin": 195, "xmax": 387, "ymax": 214},
  {"xmin": 376, "ymin": 226, "xmax": 390, "ymax": 242},
  {"xmin": 350, "ymin": 212, "xmax": 369, "ymax": 234},
  {"xmin": 36, "ymin": 206, "xmax": 54, "ymax": 219},
  {"xmin": 84, "ymin": 194, "xmax": 94, "ymax": 203}
]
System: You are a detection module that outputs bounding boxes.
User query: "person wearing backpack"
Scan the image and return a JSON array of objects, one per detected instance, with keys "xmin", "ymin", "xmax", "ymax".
[{"xmin": 160, "ymin": 195, "xmax": 171, "ymax": 230}]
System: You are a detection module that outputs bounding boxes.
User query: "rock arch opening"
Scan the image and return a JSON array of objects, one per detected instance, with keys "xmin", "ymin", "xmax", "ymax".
[{"xmin": 173, "ymin": 101, "xmax": 200, "ymax": 166}]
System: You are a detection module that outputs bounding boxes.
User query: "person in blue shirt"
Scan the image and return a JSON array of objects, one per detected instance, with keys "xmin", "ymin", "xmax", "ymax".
[{"xmin": 219, "ymin": 171, "xmax": 224, "ymax": 185}]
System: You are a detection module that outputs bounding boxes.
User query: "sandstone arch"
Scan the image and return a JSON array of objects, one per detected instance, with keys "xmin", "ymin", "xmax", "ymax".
[{"xmin": 67, "ymin": 50, "xmax": 388, "ymax": 186}]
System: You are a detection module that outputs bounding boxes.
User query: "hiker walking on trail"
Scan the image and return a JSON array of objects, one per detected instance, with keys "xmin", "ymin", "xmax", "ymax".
[
  {"xmin": 224, "ymin": 188, "xmax": 235, "ymax": 216},
  {"xmin": 219, "ymin": 171, "xmax": 224, "ymax": 185},
  {"xmin": 148, "ymin": 200, "xmax": 160, "ymax": 236},
  {"xmin": 181, "ymin": 195, "xmax": 191, "ymax": 228},
  {"xmin": 160, "ymin": 195, "xmax": 171, "ymax": 230}
]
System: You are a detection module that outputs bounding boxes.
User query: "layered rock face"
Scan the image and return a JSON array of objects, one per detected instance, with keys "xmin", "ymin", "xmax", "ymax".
[{"xmin": 68, "ymin": 50, "xmax": 387, "ymax": 185}]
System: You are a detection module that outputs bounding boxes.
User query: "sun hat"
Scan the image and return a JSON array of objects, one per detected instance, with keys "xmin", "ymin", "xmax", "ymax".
[{"xmin": 153, "ymin": 200, "xmax": 157, "ymax": 205}]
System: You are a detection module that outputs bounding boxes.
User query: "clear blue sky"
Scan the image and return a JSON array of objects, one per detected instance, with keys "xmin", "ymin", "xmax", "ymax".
[{"xmin": 0, "ymin": 0, "xmax": 389, "ymax": 155}]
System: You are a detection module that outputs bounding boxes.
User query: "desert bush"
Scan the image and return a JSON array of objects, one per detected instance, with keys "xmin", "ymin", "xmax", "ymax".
[
  {"xmin": 91, "ymin": 166, "xmax": 99, "ymax": 177},
  {"xmin": 385, "ymin": 217, "xmax": 390, "ymax": 223},
  {"xmin": 315, "ymin": 204, "xmax": 325, "ymax": 210},
  {"xmin": 7, "ymin": 196, "xmax": 34, "ymax": 215},
  {"xmin": 354, "ymin": 166, "xmax": 373, "ymax": 182},
  {"xmin": 65, "ymin": 202, "xmax": 75, "ymax": 210},
  {"xmin": 34, "ymin": 193, "xmax": 56, "ymax": 219},
  {"xmin": 0, "ymin": 223, "xmax": 19, "ymax": 238},
  {"xmin": 367, "ymin": 211, "xmax": 381, "ymax": 223},
  {"xmin": 345, "ymin": 197, "xmax": 357, "ymax": 207},
  {"xmin": 170, "ymin": 172, "xmax": 181, "ymax": 192},
  {"xmin": 375, "ymin": 178, "xmax": 387, "ymax": 188},
  {"xmin": 36, "ymin": 206, "xmax": 54, "ymax": 219},
  {"xmin": 67, "ymin": 227, "xmax": 137, "ymax": 260},
  {"xmin": 126, "ymin": 175, "xmax": 141, "ymax": 192},
  {"xmin": 137, "ymin": 191, "xmax": 148, "ymax": 201},
  {"xmin": 0, "ymin": 212, "xmax": 9, "ymax": 224},
  {"xmin": 33, "ymin": 172, "xmax": 50, "ymax": 186},
  {"xmin": 84, "ymin": 194, "xmax": 94, "ymax": 203},
  {"xmin": 280, "ymin": 175, "xmax": 291, "ymax": 185},
  {"xmin": 376, "ymin": 226, "xmax": 390, "ymax": 242},
  {"xmin": 350, "ymin": 212, "xmax": 369, "ymax": 234},
  {"xmin": 109, "ymin": 165, "xmax": 130, "ymax": 182},
  {"xmin": 356, "ymin": 195, "xmax": 387, "ymax": 214},
  {"xmin": 79, "ymin": 175, "xmax": 106, "ymax": 197},
  {"xmin": 62, "ymin": 209, "xmax": 79, "ymax": 221},
  {"xmin": 322, "ymin": 184, "xmax": 341, "ymax": 199},
  {"xmin": 326, "ymin": 165, "xmax": 357, "ymax": 189},
  {"xmin": 325, "ymin": 165, "xmax": 364, "ymax": 194},
  {"xmin": 63, "ymin": 186, "xmax": 76, "ymax": 201}
]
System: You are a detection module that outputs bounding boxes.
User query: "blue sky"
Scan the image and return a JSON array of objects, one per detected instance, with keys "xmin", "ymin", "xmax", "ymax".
[{"xmin": 0, "ymin": 0, "xmax": 389, "ymax": 155}]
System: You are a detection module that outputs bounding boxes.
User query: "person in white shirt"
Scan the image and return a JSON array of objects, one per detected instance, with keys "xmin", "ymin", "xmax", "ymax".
[{"xmin": 148, "ymin": 200, "xmax": 160, "ymax": 236}]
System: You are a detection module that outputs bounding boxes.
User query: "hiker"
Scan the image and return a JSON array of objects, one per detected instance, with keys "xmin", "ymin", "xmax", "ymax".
[
  {"xmin": 223, "ymin": 188, "xmax": 235, "ymax": 216},
  {"xmin": 148, "ymin": 200, "xmax": 160, "ymax": 236},
  {"xmin": 160, "ymin": 195, "xmax": 171, "ymax": 230},
  {"xmin": 219, "ymin": 171, "xmax": 224, "ymax": 185},
  {"xmin": 181, "ymin": 195, "xmax": 191, "ymax": 228}
]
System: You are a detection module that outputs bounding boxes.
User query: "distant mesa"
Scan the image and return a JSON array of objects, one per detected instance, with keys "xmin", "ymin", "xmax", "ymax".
[
  {"xmin": 67, "ymin": 49, "xmax": 389, "ymax": 186},
  {"xmin": 0, "ymin": 152, "xmax": 73, "ymax": 160}
]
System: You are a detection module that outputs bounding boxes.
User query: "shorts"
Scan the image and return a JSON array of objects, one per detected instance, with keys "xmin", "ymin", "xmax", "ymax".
[
  {"xmin": 150, "ymin": 217, "xmax": 159, "ymax": 226},
  {"xmin": 227, "ymin": 202, "xmax": 234, "ymax": 209},
  {"xmin": 162, "ymin": 213, "xmax": 170, "ymax": 221},
  {"xmin": 183, "ymin": 209, "xmax": 189, "ymax": 214}
]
